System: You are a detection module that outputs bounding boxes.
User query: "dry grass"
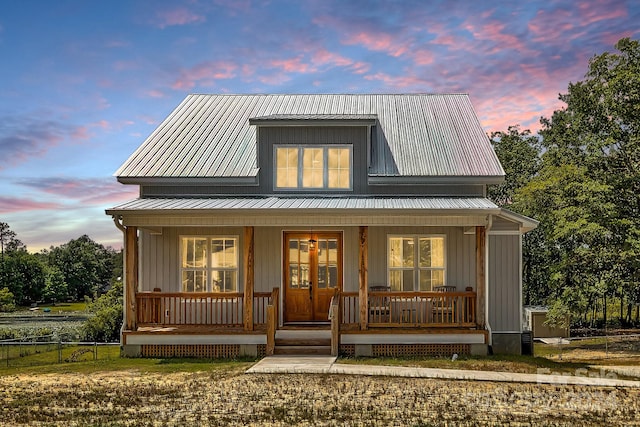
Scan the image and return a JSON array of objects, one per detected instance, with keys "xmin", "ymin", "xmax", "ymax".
[{"xmin": 1, "ymin": 368, "xmax": 639, "ymax": 426}]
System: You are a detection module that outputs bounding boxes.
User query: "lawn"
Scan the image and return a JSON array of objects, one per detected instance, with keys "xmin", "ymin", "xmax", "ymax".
[{"xmin": 0, "ymin": 340, "xmax": 639, "ymax": 425}]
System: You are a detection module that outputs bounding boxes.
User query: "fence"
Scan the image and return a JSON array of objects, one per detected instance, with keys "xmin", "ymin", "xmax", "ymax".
[{"xmin": 0, "ymin": 334, "xmax": 119, "ymax": 368}]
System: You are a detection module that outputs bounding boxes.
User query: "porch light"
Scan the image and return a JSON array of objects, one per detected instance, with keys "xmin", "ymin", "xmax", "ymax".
[{"xmin": 308, "ymin": 238, "xmax": 317, "ymax": 249}]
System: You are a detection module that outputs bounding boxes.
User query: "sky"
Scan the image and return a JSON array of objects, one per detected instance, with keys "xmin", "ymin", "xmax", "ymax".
[{"xmin": 0, "ymin": 0, "xmax": 638, "ymax": 253}]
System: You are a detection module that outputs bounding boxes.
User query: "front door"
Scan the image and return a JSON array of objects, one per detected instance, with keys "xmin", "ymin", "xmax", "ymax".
[{"xmin": 284, "ymin": 232, "xmax": 342, "ymax": 323}]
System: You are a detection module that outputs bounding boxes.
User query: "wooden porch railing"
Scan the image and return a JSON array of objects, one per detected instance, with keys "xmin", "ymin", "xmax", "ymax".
[
  {"xmin": 341, "ymin": 291, "xmax": 477, "ymax": 328},
  {"xmin": 136, "ymin": 291, "xmax": 271, "ymax": 328},
  {"xmin": 266, "ymin": 287, "xmax": 279, "ymax": 355}
]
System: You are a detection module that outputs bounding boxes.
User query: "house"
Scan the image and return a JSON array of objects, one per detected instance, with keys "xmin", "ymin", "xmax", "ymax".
[{"xmin": 106, "ymin": 94, "xmax": 537, "ymax": 358}]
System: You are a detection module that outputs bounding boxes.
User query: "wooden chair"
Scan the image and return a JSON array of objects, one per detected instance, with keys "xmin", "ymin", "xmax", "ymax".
[
  {"xmin": 432, "ymin": 285, "xmax": 456, "ymax": 323},
  {"xmin": 368, "ymin": 285, "xmax": 391, "ymax": 323}
]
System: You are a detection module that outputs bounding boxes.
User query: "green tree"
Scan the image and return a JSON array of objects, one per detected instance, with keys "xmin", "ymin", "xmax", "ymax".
[
  {"xmin": 81, "ymin": 280, "xmax": 123, "ymax": 342},
  {"xmin": 47, "ymin": 235, "xmax": 115, "ymax": 301},
  {"xmin": 41, "ymin": 266, "xmax": 68, "ymax": 304},
  {"xmin": 521, "ymin": 37, "xmax": 640, "ymax": 326},
  {"xmin": 3, "ymin": 251, "xmax": 49, "ymax": 305},
  {"xmin": 488, "ymin": 126, "xmax": 541, "ymax": 207}
]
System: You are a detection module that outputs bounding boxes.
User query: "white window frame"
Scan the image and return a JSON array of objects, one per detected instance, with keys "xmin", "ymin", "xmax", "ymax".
[
  {"xmin": 180, "ymin": 236, "xmax": 239, "ymax": 293},
  {"xmin": 273, "ymin": 145, "xmax": 353, "ymax": 191},
  {"xmin": 387, "ymin": 234, "xmax": 446, "ymax": 292}
]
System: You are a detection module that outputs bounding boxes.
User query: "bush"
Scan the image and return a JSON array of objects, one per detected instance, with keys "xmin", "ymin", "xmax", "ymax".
[
  {"xmin": 81, "ymin": 281, "xmax": 123, "ymax": 342},
  {"xmin": 0, "ymin": 287, "xmax": 16, "ymax": 312}
]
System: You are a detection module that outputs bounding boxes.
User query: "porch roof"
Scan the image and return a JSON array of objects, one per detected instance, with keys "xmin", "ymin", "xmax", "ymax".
[{"xmin": 106, "ymin": 196, "xmax": 500, "ymax": 215}]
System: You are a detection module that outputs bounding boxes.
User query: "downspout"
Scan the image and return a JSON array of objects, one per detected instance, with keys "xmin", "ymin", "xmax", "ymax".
[
  {"xmin": 112, "ymin": 215, "xmax": 127, "ymax": 344},
  {"xmin": 485, "ymin": 214, "xmax": 493, "ymax": 347}
]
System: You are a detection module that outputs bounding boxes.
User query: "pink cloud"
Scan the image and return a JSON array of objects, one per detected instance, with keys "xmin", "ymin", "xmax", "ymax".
[
  {"xmin": 146, "ymin": 89, "xmax": 166, "ymax": 98},
  {"xmin": 343, "ymin": 31, "xmax": 409, "ymax": 57},
  {"xmin": 171, "ymin": 61, "xmax": 237, "ymax": 90},
  {"xmin": 17, "ymin": 177, "xmax": 139, "ymax": 206},
  {"xmin": 463, "ymin": 20, "xmax": 529, "ymax": 54},
  {"xmin": 0, "ymin": 196, "xmax": 62, "ymax": 214},
  {"xmin": 269, "ymin": 57, "xmax": 315, "ymax": 74},
  {"xmin": 153, "ymin": 8, "xmax": 206, "ymax": 29},
  {"xmin": 363, "ymin": 72, "xmax": 426, "ymax": 89}
]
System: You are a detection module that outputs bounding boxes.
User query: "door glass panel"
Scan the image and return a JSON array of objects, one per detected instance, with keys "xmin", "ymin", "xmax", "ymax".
[{"xmin": 289, "ymin": 238, "xmax": 311, "ymax": 289}]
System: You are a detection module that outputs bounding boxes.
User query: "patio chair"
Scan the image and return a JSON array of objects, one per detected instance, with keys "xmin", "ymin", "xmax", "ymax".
[{"xmin": 368, "ymin": 285, "xmax": 391, "ymax": 323}]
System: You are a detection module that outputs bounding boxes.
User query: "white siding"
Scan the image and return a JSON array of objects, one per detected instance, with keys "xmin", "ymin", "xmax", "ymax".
[{"xmin": 488, "ymin": 235, "xmax": 522, "ymax": 332}]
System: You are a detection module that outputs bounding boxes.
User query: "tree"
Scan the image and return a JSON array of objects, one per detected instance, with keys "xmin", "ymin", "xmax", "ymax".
[
  {"xmin": 488, "ymin": 126, "xmax": 541, "ymax": 207},
  {"xmin": 2, "ymin": 251, "xmax": 49, "ymax": 305},
  {"xmin": 520, "ymin": 37, "xmax": 640, "ymax": 326},
  {"xmin": 41, "ymin": 266, "xmax": 68, "ymax": 304},
  {"xmin": 47, "ymin": 235, "xmax": 115, "ymax": 301}
]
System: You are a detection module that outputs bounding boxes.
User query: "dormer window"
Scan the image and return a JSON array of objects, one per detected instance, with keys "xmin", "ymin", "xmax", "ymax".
[{"xmin": 275, "ymin": 145, "xmax": 352, "ymax": 190}]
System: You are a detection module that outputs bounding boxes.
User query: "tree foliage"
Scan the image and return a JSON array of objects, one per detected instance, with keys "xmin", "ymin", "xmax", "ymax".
[
  {"xmin": 504, "ymin": 37, "xmax": 640, "ymax": 326},
  {"xmin": 47, "ymin": 235, "xmax": 115, "ymax": 301},
  {"xmin": 81, "ymin": 280, "xmax": 123, "ymax": 342}
]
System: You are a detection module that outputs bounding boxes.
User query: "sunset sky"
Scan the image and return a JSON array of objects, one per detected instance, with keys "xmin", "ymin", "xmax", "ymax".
[{"xmin": 0, "ymin": 0, "xmax": 638, "ymax": 252}]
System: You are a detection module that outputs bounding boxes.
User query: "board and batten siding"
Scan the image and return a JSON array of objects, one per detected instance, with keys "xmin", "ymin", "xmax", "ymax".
[
  {"xmin": 365, "ymin": 226, "xmax": 476, "ymax": 292},
  {"xmin": 139, "ymin": 226, "xmax": 360, "ymax": 294},
  {"xmin": 258, "ymin": 126, "xmax": 369, "ymax": 193},
  {"xmin": 139, "ymin": 227, "xmax": 246, "ymax": 292},
  {"xmin": 139, "ymin": 225, "xmax": 477, "ymax": 295},
  {"xmin": 488, "ymin": 234, "xmax": 522, "ymax": 332}
]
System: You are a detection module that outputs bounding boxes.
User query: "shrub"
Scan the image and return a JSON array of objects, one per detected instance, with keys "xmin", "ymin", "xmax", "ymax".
[
  {"xmin": 81, "ymin": 281, "xmax": 123, "ymax": 342},
  {"xmin": 0, "ymin": 287, "xmax": 16, "ymax": 312}
]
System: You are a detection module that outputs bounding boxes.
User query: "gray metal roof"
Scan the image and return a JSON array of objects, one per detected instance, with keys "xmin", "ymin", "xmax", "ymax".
[
  {"xmin": 115, "ymin": 94, "xmax": 504, "ymax": 179},
  {"xmin": 106, "ymin": 196, "xmax": 500, "ymax": 214},
  {"xmin": 249, "ymin": 113, "xmax": 378, "ymax": 121}
]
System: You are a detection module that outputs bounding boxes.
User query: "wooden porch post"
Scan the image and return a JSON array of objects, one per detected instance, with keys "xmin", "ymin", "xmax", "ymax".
[
  {"xmin": 243, "ymin": 226, "xmax": 255, "ymax": 331},
  {"xmin": 475, "ymin": 226, "xmax": 486, "ymax": 329},
  {"xmin": 125, "ymin": 226, "xmax": 138, "ymax": 331},
  {"xmin": 359, "ymin": 226, "xmax": 368, "ymax": 330}
]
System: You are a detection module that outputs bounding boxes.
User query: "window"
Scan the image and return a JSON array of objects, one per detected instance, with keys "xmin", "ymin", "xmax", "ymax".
[
  {"xmin": 388, "ymin": 236, "xmax": 445, "ymax": 291},
  {"xmin": 181, "ymin": 237, "xmax": 238, "ymax": 292},
  {"xmin": 275, "ymin": 145, "xmax": 352, "ymax": 190}
]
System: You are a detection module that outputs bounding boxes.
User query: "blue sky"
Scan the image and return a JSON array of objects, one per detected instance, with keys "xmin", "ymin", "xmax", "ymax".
[{"xmin": 0, "ymin": 0, "xmax": 638, "ymax": 252}]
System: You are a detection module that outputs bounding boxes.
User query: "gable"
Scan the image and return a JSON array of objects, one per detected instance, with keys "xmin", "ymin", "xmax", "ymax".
[{"xmin": 115, "ymin": 94, "xmax": 504, "ymax": 184}]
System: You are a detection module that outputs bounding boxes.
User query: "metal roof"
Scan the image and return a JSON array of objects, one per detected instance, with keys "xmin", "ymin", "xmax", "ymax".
[
  {"xmin": 106, "ymin": 196, "xmax": 500, "ymax": 215},
  {"xmin": 249, "ymin": 113, "xmax": 378, "ymax": 121},
  {"xmin": 115, "ymin": 94, "xmax": 504, "ymax": 179}
]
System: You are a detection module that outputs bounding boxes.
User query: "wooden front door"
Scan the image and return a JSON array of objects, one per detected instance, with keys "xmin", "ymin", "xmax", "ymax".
[{"xmin": 284, "ymin": 232, "xmax": 342, "ymax": 323}]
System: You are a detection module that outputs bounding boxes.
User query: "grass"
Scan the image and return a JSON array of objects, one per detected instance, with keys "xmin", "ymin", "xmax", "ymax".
[
  {"xmin": 0, "ymin": 344, "xmax": 256, "ymax": 375},
  {"xmin": 0, "ymin": 339, "xmax": 639, "ymax": 425},
  {"xmin": 15, "ymin": 301, "xmax": 88, "ymax": 313}
]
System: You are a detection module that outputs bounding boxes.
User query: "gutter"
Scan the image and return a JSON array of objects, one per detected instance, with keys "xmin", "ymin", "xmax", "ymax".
[
  {"xmin": 485, "ymin": 214, "xmax": 493, "ymax": 347},
  {"xmin": 112, "ymin": 215, "xmax": 126, "ymax": 344}
]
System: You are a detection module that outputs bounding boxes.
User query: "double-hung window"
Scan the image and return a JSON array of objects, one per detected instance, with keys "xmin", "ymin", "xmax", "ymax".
[
  {"xmin": 388, "ymin": 236, "xmax": 445, "ymax": 291},
  {"xmin": 181, "ymin": 237, "xmax": 238, "ymax": 292},
  {"xmin": 275, "ymin": 145, "xmax": 352, "ymax": 190}
]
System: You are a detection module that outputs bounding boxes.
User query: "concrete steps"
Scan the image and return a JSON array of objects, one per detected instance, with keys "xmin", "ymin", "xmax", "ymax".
[{"xmin": 274, "ymin": 331, "xmax": 332, "ymax": 355}]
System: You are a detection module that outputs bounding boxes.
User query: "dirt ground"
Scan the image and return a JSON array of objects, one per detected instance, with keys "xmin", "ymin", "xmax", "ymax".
[{"xmin": 1, "ymin": 368, "xmax": 639, "ymax": 426}]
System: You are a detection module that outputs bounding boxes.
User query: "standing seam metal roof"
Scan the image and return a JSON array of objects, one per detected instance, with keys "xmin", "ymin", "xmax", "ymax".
[
  {"xmin": 106, "ymin": 197, "xmax": 500, "ymax": 213},
  {"xmin": 115, "ymin": 94, "xmax": 504, "ymax": 179}
]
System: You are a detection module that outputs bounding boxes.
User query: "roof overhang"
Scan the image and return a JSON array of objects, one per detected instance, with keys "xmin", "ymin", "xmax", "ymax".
[
  {"xmin": 249, "ymin": 114, "xmax": 377, "ymax": 127},
  {"xmin": 107, "ymin": 196, "xmax": 500, "ymax": 215},
  {"xmin": 498, "ymin": 208, "xmax": 539, "ymax": 233},
  {"xmin": 368, "ymin": 175, "xmax": 505, "ymax": 185},
  {"xmin": 117, "ymin": 175, "xmax": 259, "ymax": 186}
]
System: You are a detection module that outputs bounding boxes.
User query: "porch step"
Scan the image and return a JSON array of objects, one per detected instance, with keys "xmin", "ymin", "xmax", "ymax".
[
  {"xmin": 275, "ymin": 338, "xmax": 331, "ymax": 347},
  {"xmin": 274, "ymin": 337, "xmax": 331, "ymax": 355},
  {"xmin": 274, "ymin": 345, "xmax": 332, "ymax": 356}
]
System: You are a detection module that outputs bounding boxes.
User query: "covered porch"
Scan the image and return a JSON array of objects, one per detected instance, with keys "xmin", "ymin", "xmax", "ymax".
[{"xmin": 109, "ymin": 197, "xmax": 498, "ymax": 357}]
